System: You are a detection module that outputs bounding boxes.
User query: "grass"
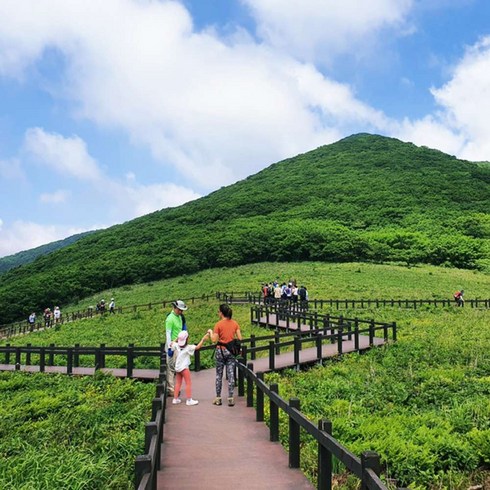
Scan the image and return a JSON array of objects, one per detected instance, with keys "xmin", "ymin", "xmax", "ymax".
[{"xmin": 0, "ymin": 261, "xmax": 489, "ymax": 489}]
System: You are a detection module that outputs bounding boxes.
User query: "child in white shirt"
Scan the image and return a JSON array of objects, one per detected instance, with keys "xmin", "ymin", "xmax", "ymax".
[{"xmin": 171, "ymin": 330, "xmax": 208, "ymax": 406}]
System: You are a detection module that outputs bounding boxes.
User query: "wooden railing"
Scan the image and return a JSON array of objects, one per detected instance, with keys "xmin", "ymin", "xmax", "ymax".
[
  {"xmin": 216, "ymin": 292, "xmax": 490, "ymax": 309},
  {"xmin": 134, "ymin": 370, "xmax": 167, "ymax": 490},
  {"xmin": 236, "ymin": 362, "xmax": 403, "ymax": 490},
  {"xmin": 0, "ymin": 295, "xmax": 214, "ymax": 339},
  {"xmin": 0, "ymin": 343, "xmax": 165, "ymax": 375}
]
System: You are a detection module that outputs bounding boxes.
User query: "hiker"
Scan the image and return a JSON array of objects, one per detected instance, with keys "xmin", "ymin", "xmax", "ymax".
[
  {"xmin": 165, "ymin": 300, "xmax": 188, "ymax": 397},
  {"xmin": 43, "ymin": 308, "xmax": 52, "ymax": 327},
  {"xmin": 207, "ymin": 303, "xmax": 242, "ymax": 407},
  {"xmin": 170, "ymin": 330, "xmax": 209, "ymax": 406},
  {"xmin": 454, "ymin": 289, "xmax": 465, "ymax": 307},
  {"xmin": 262, "ymin": 284, "xmax": 269, "ymax": 304},
  {"xmin": 53, "ymin": 306, "xmax": 61, "ymax": 324},
  {"xmin": 28, "ymin": 312, "xmax": 36, "ymax": 329},
  {"xmin": 109, "ymin": 298, "xmax": 115, "ymax": 314}
]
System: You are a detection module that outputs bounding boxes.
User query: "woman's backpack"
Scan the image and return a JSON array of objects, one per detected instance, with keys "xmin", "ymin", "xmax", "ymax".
[{"xmin": 218, "ymin": 339, "xmax": 242, "ymax": 356}]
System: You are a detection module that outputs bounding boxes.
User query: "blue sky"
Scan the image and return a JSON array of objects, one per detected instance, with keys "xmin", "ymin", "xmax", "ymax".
[{"xmin": 1, "ymin": 0, "xmax": 490, "ymax": 257}]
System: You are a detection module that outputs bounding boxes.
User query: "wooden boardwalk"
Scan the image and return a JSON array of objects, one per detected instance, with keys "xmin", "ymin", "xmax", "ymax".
[
  {"xmin": 1, "ymin": 312, "xmax": 390, "ymax": 489},
  {"xmin": 157, "ymin": 322, "xmax": 387, "ymax": 488},
  {"xmin": 158, "ymin": 368, "xmax": 314, "ymax": 489}
]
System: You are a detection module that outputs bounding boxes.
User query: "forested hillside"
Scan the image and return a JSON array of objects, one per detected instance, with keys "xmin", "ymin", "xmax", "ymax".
[{"xmin": 1, "ymin": 133, "xmax": 489, "ymax": 323}]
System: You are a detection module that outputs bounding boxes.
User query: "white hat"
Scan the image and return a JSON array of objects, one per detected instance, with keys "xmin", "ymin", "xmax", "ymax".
[
  {"xmin": 177, "ymin": 330, "xmax": 188, "ymax": 347},
  {"xmin": 172, "ymin": 300, "xmax": 188, "ymax": 311}
]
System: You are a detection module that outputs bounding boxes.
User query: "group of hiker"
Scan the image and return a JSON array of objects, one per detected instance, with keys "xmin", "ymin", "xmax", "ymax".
[
  {"xmin": 28, "ymin": 306, "xmax": 62, "ymax": 328},
  {"xmin": 165, "ymin": 300, "xmax": 242, "ymax": 408},
  {"xmin": 95, "ymin": 298, "xmax": 116, "ymax": 314},
  {"xmin": 261, "ymin": 281, "xmax": 309, "ymax": 304}
]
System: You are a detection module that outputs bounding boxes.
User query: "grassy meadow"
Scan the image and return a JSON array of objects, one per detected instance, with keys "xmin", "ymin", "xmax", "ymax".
[{"xmin": 1, "ymin": 262, "xmax": 489, "ymax": 489}]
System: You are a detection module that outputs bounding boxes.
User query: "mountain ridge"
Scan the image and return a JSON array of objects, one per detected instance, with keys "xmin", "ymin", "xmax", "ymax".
[{"xmin": 0, "ymin": 133, "xmax": 488, "ymax": 323}]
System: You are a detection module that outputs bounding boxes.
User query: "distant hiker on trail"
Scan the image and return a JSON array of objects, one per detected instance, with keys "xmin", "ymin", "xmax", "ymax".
[
  {"xmin": 99, "ymin": 299, "xmax": 106, "ymax": 313},
  {"xmin": 165, "ymin": 300, "xmax": 188, "ymax": 397},
  {"xmin": 109, "ymin": 298, "xmax": 115, "ymax": 314},
  {"xmin": 274, "ymin": 283, "xmax": 282, "ymax": 301},
  {"xmin": 454, "ymin": 289, "xmax": 465, "ymax": 307},
  {"xmin": 262, "ymin": 284, "xmax": 269, "ymax": 304},
  {"xmin": 170, "ymin": 330, "xmax": 209, "ymax": 406},
  {"xmin": 28, "ymin": 312, "xmax": 36, "ymax": 328},
  {"xmin": 292, "ymin": 284, "xmax": 298, "ymax": 303},
  {"xmin": 43, "ymin": 308, "xmax": 52, "ymax": 327},
  {"xmin": 53, "ymin": 306, "xmax": 61, "ymax": 324},
  {"xmin": 208, "ymin": 303, "xmax": 242, "ymax": 407}
]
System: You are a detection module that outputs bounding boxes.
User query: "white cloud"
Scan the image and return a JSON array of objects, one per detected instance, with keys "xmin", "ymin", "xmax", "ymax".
[
  {"xmin": 395, "ymin": 36, "xmax": 490, "ymax": 161},
  {"xmin": 0, "ymin": 220, "xmax": 90, "ymax": 257},
  {"xmin": 241, "ymin": 0, "xmax": 414, "ymax": 61},
  {"xmin": 430, "ymin": 36, "xmax": 490, "ymax": 160},
  {"xmin": 24, "ymin": 127, "xmax": 102, "ymax": 181},
  {"xmin": 39, "ymin": 190, "xmax": 70, "ymax": 204},
  {"xmin": 22, "ymin": 127, "xmax": 201, "ymax": 222},
  {"xmin": 0, "ymin": 0, "xmax": 401, "ymax": 192}
]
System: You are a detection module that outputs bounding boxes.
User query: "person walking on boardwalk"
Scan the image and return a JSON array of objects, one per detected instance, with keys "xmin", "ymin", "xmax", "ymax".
[
  {"xmin": 109, "ymin": 298, "xmax": 116, "ymax": 314},
  {"xmin": 207, "ymin": 303, "xmax": 242, "ymax": 407},
  {"xmin": 170, "ymin": 330, "xmax": 209, "ymax": 406},
  {"xmin": 166, "ymin": 300, "xmax": 188, "ymax": 397},
  {"xmin": 28, "ymin": 312, "xmax": 36, "ymax": 329}
]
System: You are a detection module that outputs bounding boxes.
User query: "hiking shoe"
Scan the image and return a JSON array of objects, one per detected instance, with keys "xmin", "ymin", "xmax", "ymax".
[
  {"xmin": 172, "ymin": 398, "xmax": 181, "ymax": 405},
  {"xmin": 227, "ymin": 397, "xmax": 235, "ymax": 407},
  {"xmin": 212, "ymin": 397, "xmax": 222, "ymax": 406},
  {"xmin": 186, "ymin": 398, "xmax": 199, "ymax": 406}
]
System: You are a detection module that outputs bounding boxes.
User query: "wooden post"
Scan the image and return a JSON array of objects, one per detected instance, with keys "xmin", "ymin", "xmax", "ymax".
[
  {"xmin": 361, "ymin": 451, "xmax": 381, "ymax": 490},
  {"xmin": 40, "ymin": 347, "xmax": 45, "ymax": 372},
  {"xmin": 49, "ymin": 343, "xmax": 55, "ymax": 366},
  {"xmin": 67, "ymin": 348, "xmax": 73, "ymax": 375},
  {"xmin": 15, "ymin": 347, "xmax": 21, "ymax": 370},
  {"xmin": 74, "ymin": 343, "xmax": 80, "ymax": 367},
  {"xmin": 127, "ymin": 345, "xmax": 134, "ymax": 378},
  {"xmin": 270, "ymin": 383, "xmax": 279, "ymax": 442},
  {"xmin": 238, "ymin": 362, "xmax": 245, "ymax": 397},
  {"xmin": 289, "ymin": 398, "xmax": 301, "ymax": 468},
  {"xmin": 337, "ymin": 327, "xmax": 343, "ymax": 356},
  {"xmin": 247, "ymin": 362, "xmax": 254, "ymax": 407},
  {"xmin": 134, "ymin": 455, "xmax": 151, "ymax": 490},
  {"xmin": 256, "ymin": 372, "xmax": 264, "ymax": 422},
  {"xmin": 369, "ymin": 320, "xmax": 375, "ymax": 347},
  {"xmin": 318, "ymin": 419, "xmax": 332, "ymax": 490},
  {"xmin": 316, "ymin": 333, "xmax": 323, "ymax": 363},
  {"xmin": 144, "ymin": 422, "xmax": 157, "ymax": 453},
  {"xmin": 269, "ymin": 341, "xmax": 275, "ymax": 370},
  {"xmin": 294, "ymin": 335, "xmax": 301, "ymax": 367}
]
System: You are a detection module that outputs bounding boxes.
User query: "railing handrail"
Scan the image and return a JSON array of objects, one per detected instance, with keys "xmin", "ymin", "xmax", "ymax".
[
  {"xmin": 134, "ymin": 370, "xmax": 167, "ymax": 490},
  {"xmin": 237, "ymin": 362, "xmax": 390, "ymax": 489}
]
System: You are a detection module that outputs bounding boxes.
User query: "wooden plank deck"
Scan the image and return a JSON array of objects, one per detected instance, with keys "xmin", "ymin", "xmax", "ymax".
[{"xmin": 158, "ymin": 368, "xmax": 314, "ymax": 489}]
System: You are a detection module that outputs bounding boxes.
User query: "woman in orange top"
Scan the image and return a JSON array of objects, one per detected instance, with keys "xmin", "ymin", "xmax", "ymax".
[{"xmin": 207, "ymin": 303, "xmax": 242, "ymax": 407}]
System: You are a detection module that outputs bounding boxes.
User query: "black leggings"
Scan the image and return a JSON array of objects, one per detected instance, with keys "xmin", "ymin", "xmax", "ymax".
[{"xmin": 215, "ymin": 348, "xmax": 235, "ymax": 398}]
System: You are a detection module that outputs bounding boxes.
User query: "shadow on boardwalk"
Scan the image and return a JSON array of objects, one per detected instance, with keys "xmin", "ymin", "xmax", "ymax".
[{"xmin": 158, "ymin": 368, "xmax": 314, "ymax": 489}]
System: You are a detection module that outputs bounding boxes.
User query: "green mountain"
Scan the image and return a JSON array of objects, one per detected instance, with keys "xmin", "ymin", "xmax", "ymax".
[
  {"xmin": 1, "ymin": 133, "xmax": 489, "ymax": 323},
  {"xmin": 0, "ymin": 230, "xmax": 95, "ymax": 275}
]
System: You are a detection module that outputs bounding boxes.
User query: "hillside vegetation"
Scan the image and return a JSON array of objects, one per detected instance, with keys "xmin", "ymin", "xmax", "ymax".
[
  {"xmin": 1, "ymin": 134, "xmax": 489, "ymax": 323},
  {"xmin": 1, "ymin": 262, "xmax": 488, "ymax": 489}
]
